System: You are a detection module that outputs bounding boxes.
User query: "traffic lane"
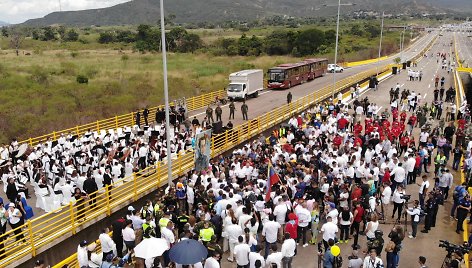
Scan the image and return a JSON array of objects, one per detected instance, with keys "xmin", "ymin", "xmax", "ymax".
[
  {"xmin": 457, "ymin": 33, "xmax": 472, "ymax": 65},
  {"xmin": 188, "ymin": 33, "xmax": 436, "ymax": 126}
]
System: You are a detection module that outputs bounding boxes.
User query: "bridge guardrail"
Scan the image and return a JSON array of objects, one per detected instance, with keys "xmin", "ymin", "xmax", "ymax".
[{"xmin": 19, "ymin": 90, "xmax": 226, "ymax": 147}]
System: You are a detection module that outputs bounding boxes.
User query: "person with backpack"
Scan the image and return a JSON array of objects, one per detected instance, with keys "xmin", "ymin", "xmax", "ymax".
[
  {"xmin": 338, "ymin": 206, "xmax": 353, "ymax": 244},
  {"xmin": 406, "ymin": 200, "xmax": 421, "ymax": 239},
  {"xmin": 451, "ymin": 182, "xmax": 467, "ymax": 219}
]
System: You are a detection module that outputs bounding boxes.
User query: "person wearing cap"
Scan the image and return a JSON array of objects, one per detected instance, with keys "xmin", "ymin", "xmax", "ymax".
[
  {"xmin": 100, "ymin": 253, "xmax": 116, "ymax": 268},
  {"xmin": 176, "ymin": 182, "xmax": 187, "ymax": 213},
  {"xmin": 77, "ymin": 240, "xmax": 89, "ymax": 268}
]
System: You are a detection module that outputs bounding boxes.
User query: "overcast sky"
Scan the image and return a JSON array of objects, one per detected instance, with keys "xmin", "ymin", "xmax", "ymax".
[{"xmin": 0, "ymin": 0, "xmax": 130, "ymax": 24}]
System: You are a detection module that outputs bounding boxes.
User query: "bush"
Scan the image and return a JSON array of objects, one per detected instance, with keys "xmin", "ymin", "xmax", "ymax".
[
  {"xmin": 76, "ymin": 75, "xmax": 89, "ymax": 84},
  {"xmin": 70, "ymin": 51, "xmax": 79, "ymax": 58},
  {"xmin": 121, "ymin": 54, "xmax": 129, "ymax": 61}
]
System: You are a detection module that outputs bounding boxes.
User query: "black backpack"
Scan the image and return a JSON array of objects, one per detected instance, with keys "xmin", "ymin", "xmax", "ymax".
[{"xmin": 341, "ymin": 211, "xmax": 350, "ymax": 221}]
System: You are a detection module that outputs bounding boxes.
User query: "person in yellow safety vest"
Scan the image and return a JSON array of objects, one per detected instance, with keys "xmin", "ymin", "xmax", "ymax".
[
  {"xmin": 279, "ymin": 126, "xmax": 286, "ymax": 137},
  {"xmin": 199, "ymin": 221, "xmax": 214, "ymax": 244},
  {"xmin": 159, "ymin": 212, "xmax": 171, "ymax": 230},
  {"xmin": 435, "ymin": 152, "xmax": 447, "ymax": 174},
  {"xmin": 142, "ymin": 216, "xmax": 156, "ymax": 239}
]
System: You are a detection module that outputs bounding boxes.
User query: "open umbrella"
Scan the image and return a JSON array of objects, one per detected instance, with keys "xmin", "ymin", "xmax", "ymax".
[
  {"xmin": 169, "ymin": 239, "xmax": 208, "ymax": 265},
  {"xmin": 134, "ymin": 238, "xmax": 169, "ymax": 259}
]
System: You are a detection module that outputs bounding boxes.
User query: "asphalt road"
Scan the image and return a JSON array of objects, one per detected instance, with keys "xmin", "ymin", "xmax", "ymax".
[
  {"xmin": 456, "ymin": 31, "xmax": 472, "ymax": 68},
  {"xmin": 188, "ymin": 32, "xmax": 438, "ymax": 128}
]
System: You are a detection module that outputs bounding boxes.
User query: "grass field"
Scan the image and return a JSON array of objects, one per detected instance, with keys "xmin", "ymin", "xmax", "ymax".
[{"xmin": 0, "ymin": 21, "xmax": 417, "ymax": 143}]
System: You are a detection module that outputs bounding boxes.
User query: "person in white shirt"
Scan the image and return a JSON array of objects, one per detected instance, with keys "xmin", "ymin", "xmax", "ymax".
[
  {"xmin": 380, "ymin": 182, "xmax": 392, "ymax": 218},
  {"xmin": 204, "ymin": 253, "xmax": 221, "ymax": 268},
  {"xmin": 406, "ymin": 200, "xmax": 421, "ymax": 238},
  {"xmin": 273, "ymin": 199, "xmax": 288, "ymax": 242},
  {"xmin": 122, "ymin": 220, "xmax": 136, "ymax": 254},
  {"xmin": 248, "ymin": 246, "xmax": 265, "ymax": 268},
  {"xmin": 320, "ymin": 216, "xmax": 338, "ymax": 250},
  {"xmin": 392, "ymin": 185, "xmax": 406, "ymax": 222},
  {"xmin": 234, "ymin": 236, "xmax": 251, "ymax": 267},
  {"xmin": 391, "ymin": 163, "xmax": 406, "ymax": 189},
  {"xmin": 99, "ymin": 228, "xmax": 116, "ymax": 261},
  {"xmin": 417, "ymin": 175, "xmax": 429, "ymax": 208},
  {"xmin": 281, "ymin": 233, "xmax": 296, "ymax": 267},
  {"xmin": 262, "ymin": 215, "xmax": 281, "ymax": 259},
  {"xmin": 363, "ymin": 249, "xmax": 384, "ymax": 268},
  {"xmin": 226, "ymin": 219, "xmax": 243, "ymax": 262},
  {"xmin": 266, "ymin": 244, "xmax": 283, "ymax": 268},
  {"xmin": 295, "ymin": 202, "xmax": 311, "ymax": 247},
  {"xmin": 77, "ymin": 240, "xmax": 89, "ymax": 268}
]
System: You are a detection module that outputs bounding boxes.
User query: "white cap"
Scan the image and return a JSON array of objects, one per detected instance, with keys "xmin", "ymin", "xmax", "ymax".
[{"xmin": 128, "ymin": 206, "xmax": 135, "ymax": 211}]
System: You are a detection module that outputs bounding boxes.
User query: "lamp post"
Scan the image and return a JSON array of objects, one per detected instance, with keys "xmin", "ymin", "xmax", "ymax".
[
  {"xmin": 159, "ymin": 0, "xmax": 173, "ymax": 186},
  {"xmin": 323, "ymin": 1, "xmax": 355, "ymax": 99},
  {"xmin": 376, "ymin": 11, "xmax": 385, "ymax": 76}
]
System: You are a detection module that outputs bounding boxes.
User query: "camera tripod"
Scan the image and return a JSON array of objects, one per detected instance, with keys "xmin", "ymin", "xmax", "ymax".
[
  {"xmin": 441, "ymin": 251, "xmax": 453, "ymax": 268},
  {"xmin": 396, "ymin": 200, "xmax": 411, "ymax": 233}
]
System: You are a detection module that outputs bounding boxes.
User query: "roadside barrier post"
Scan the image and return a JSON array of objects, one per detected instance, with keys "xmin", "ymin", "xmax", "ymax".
[
  {"xmin": 69, "ymin": 202, "xmax": 76, "ymax": 235},
  {"xmin": 133, "ymin": 173, "xmax": 137, "ymax": 201},
  {"xmin": 27, "ymin": 220, "xmax": 36, "ymax": 257},
  {"xmin": 115, "ymin": 116, "xmax": 119, "ymax": 129},
  {"xmin": 105, "ymin": 185, "xmax": 111, "ymax": 216}
]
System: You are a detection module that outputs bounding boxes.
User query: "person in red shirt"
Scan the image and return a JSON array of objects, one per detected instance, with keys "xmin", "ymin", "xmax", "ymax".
[
  {"xmin": 366, "ymin": 124, "xmax": 375, "ymax": 135},
  {"xmin": 392, "ymin": 109, "xmax": 399, "ymax": 122},
  {"xmin": 415, "ymin": 153, "xmax": 421, "ymax": 176},
  {"xmin": 333, "ymin": 134, "xmax": 343, "ymax": 147},
  {"xmin": 399, "ymin": 111, "xmax": 407, "ymax": 123},
  {"xmin": 354, "ymin": 136, "xmax": 363, "ymax": 147},
  {"xmin": 399, "ymin": 134, "xmax": 410, "ymax": 155},
  {"xmin": 407, "ymin": 114, "xmax": 417, "ymax": 131},
  {"xmin": 382, "ymin": 167, "xmax": 391, "ymax": 184},
  {"xmin": 297, "ymin": 116, "xmax": 303, "ymax": 128},
  {"xmin": 285, "ymin": 213, "xmax": 298, "ymax": 241},
  {"xmin": 365, "ymin": 117, "xmax": 373, "ymax": 129},
  {"xmin": 458, "ymin": 118, "xmax": 466, "ymax": 130},
  {"xmin": 400, "ymin": 122, "xmax": 406, "ymax": 133},
  {"xmin": 338, "ymin": 115, "xmax": 349, "ymax": 131},
  {"xmin": 354, "ymin": 122, "xmax": 363, "ymax": 135},
  {"xmin": 382, "ymin": 120, "xmax": 391, "ymax": 130},
  {"xmin": 351, "ymin": 202, "xmax": 365, "ymax": 247}
]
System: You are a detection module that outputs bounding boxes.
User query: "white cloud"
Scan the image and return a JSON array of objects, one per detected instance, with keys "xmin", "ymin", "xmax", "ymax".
[{"xmin": 0, "ymin": 0, "xmax": 130, "ymax": 24}]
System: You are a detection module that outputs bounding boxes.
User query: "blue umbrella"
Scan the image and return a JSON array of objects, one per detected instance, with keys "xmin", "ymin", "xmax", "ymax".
[{"xmin": 169, "ymin": 239, "xmax": 208, "ymax": 265}]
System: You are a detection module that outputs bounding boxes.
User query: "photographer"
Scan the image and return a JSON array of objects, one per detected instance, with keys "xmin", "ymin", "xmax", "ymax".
[
  {"xmin": 405, "ymin": 200, "xmax": 421, "ymax": 239},
  {"xmin": 391, "ymin": 185, "xmax": 406, "ymax": 222},
  {"xmin": 363, "ymin": 248, "xmax": 384, "ymax": 268}
]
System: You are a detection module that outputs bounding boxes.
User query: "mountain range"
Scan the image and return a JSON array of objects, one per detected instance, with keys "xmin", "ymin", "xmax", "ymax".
[
  {"xmin": 0, "ymin": 21, "xmax": 9, "ymax": 26},
  {"xmin": 21, "ymin": 0, "xmax": 472, "ymax": 26}
]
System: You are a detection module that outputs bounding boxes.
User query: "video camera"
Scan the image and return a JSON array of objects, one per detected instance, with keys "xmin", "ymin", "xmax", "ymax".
[
  {"xmin": 400, "ymin": 194, "xmax": 411, "ymax": 201},
  {"xmin": 317, "ymin": 241, "xmax": 323, "ymax": 254},
  {"xmin": 439, "ymin": 240, "xmax": 471, "ymax": 255}
]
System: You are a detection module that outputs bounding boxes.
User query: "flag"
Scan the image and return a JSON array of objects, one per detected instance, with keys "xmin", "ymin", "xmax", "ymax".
[{"xmin": 265, "ymin": 163, "xmax": 280, "ymax": 201}]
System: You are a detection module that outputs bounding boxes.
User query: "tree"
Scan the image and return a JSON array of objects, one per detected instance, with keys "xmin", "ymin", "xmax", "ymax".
[
  {"xmin": 264, "ymin": 30, "xmax": 296, "ymax": 55},
  {"xmin": 64, "ymin": 29, "xmax": 79, "ymax": 42},
  {"xmin": 178, "ymin": 33, "xmax": 202, "ymax": 53},
  {"xmin": 293, "ymin": 28, "xmax": 326, "ymax": 56},
  {"xmin": 349, "ymin": 24, "xmax": 364, "ymax": 37},
  {"xmin": 98, "ymin": 32, "xmax": 115, "ymax": 44},
  {"xmin": 364, "ymin": 24, "xmax": 380, "ymax": 39},
  {"xmin": 41, "ymin": 26, "xmax": 56, "ymax": 41},
  {"xmin": 167, "ymin": 27, "xmax": 188, "ymax": 51},
  {"xmin": 135, "ymin": 25, "xmax": 160, "ymax": 52},
  {"xmin": 9, "ymin": 30, "xmax": 24, "ymax": 56},
  {"xmin": 32, "ymin": 29, "xmax": 40, "ymax": 40},
  {"xmin": 1, "ymin": 27, "xmax": 8, "ymax": 37},
  {"xmin": 116, "ymin": 30, "xmax": 136, "ymax": 43},
  {"xmin": 57, "ymin": 25, "xmax": 66, "ymax": 40}
]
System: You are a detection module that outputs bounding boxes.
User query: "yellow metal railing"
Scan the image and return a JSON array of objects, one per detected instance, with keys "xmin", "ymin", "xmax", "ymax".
[
  {"xmin": 7, "ymin": 35, "xmax": 439, "ymax": 268},
  {"xmin": 19, "ymin": 90, "xmax": 225, "ymax": 147}
]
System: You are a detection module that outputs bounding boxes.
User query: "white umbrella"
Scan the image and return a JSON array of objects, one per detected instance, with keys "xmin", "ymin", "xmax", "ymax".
[{"xmin": 134, "ymin": 238, "xmax": 169, "ymax": 259}]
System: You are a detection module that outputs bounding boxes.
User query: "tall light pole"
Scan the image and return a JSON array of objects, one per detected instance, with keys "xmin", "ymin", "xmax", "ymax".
[
  {"xmin": 323, "ymin": 1, "xmax": 355, "ymax": 99},
  {"xmin": 376, "ymin": 11, "xmax": 385, "ymax": 75},
  {"xmin": 400, "ymin": 26, "xmax": 406, "ymax": 63},
  {"xmin": 159, "ymin": 0, "xmax": 173, "ymax": 186}
]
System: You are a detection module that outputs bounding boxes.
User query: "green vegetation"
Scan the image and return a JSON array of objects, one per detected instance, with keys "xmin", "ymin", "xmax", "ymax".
[{"xmin": 0, "ymin": 20, "xmax": 420, "ymax": 143}]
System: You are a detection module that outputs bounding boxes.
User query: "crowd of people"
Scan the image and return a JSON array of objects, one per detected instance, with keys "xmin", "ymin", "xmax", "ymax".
[
  {"xmin": 0, "ymin": 103, "xmax": 198, "ymax": 219},
  {"xmin": 67, "ymin": 60, "xmax": 472, "ymax": 268}
]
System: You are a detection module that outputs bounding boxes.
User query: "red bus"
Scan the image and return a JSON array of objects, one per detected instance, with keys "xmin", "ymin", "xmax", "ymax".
[{"xmin": 267, "ymin": 58, "xmax": 328, "ymax": 89}]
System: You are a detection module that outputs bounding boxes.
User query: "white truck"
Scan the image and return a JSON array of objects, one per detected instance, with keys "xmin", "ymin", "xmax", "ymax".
[{"xmin": 226, "ymin": 69, "xmax": 264, "ymax": 100}]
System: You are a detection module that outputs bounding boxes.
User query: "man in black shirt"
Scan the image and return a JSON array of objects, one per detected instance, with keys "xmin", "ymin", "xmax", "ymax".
[{"xmin": 83, "ymin": 176, "xmax": 98, "ymax": 208}]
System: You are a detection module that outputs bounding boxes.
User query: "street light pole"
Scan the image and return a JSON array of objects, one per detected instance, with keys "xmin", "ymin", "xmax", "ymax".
[
  {"xmin": 400, "ymin": 26, "xmax": 406, "ymax": 62},
  {"xmin": 376, "ymin": 11, "xmax": 385, "ymax": 75},
  {"xmin": 159, "ymin": 0, "xmax": 173, "ymax": 186},
  {"xmin": 331, "ymin": 0, "xmax": 341, "ymax": 100}
]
